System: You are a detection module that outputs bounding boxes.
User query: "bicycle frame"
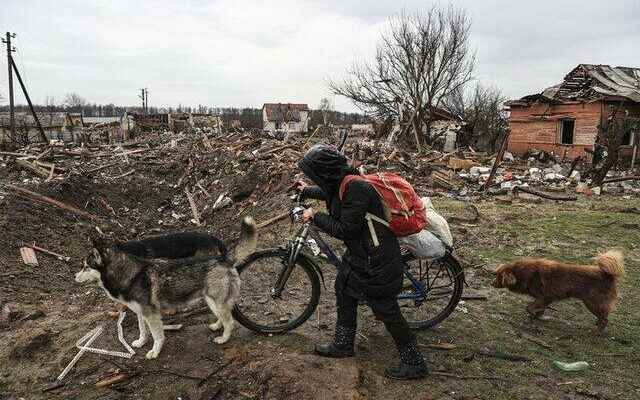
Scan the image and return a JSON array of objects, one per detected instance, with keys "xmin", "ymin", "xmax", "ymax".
[{"xmin": 271, "ymin": 219, "xmax": 429, "ymax": 302}]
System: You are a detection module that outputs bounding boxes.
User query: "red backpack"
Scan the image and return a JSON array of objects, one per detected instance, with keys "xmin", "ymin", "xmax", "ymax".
[{"xmin": 339, "ymin": 173, "xmax": 427, "ymax": 245}]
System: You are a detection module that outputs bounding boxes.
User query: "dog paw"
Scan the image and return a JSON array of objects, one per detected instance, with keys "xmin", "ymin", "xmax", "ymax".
[
  {"xmin": 214, "ymin": 336, "xmax": 229, "ymax": 345},
  {"xmin": 145, "ymin": 349, "xmax": 160, "ymax": 359},
  {"xmin": 208, "ymin": 322, "xmax": 222, "ymax": 331},
  {"xmin": 132, "ymin": 338, "xmax": 147, "ymax": 348}
]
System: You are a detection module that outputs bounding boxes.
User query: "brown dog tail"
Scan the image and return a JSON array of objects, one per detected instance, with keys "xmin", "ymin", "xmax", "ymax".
[{"xmin": 595, "ymin": 250, "xmax": 625, "ymax": 279}]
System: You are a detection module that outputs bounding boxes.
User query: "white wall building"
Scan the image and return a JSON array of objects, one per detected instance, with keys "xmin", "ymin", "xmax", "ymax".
[{"xmin": 262, "ymin": 103, "xmax": 309, "ymax": 134}]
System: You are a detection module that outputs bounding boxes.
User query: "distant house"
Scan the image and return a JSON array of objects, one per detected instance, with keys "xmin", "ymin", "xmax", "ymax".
[
  {"xmin": 262, "ymin": 103, "xmax": 309, "ymax": 134},
  {"xmin": 0, "ymin": 112, "xmax": 84, "ymax": 143},
  {"xmin": 506, "ymin": 64, "xmax": 640, "ymax": 159}
]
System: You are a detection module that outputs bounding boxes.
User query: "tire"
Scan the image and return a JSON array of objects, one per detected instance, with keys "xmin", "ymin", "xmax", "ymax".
[
  {"xmin": 232, "ymin": 248, "xmax": 321, "ymax": 334},
  {"xmin": 399, "ymin": 252, "xmax": 464, "ymax": 330}
]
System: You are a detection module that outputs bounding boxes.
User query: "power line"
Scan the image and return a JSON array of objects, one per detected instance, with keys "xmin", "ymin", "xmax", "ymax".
[{"xmin": 2, "ymin": 31, "xmax": 17, "ymax": 141}]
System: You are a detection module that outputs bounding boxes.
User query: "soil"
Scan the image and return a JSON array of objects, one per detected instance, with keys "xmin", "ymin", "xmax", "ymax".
[{"xmin": 1, "ymin": 131, "xmax": 638, "ymax": 400}]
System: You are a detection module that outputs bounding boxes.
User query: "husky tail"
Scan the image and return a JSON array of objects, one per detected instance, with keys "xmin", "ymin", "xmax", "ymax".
[
  {"xmin": 234, "ymin": 216, "xmax": 258, "ymax": 265},
  {"xmin": 595, "ymin": 250, "xmax": 625, "ymax": 279}
]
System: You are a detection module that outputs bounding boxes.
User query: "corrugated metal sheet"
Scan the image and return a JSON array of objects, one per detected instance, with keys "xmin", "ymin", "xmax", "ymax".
[{"xmin": 540, "ymin": 64, "xmax": 640, "ymax": 103}]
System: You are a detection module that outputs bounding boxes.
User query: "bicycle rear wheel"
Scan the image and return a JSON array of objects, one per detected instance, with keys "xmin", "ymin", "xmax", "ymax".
[
  {"xmin": 399, "ymin": 252, "xmax": 464, "ymax": 330},
  {"xmin": 232, "ymin": 248, "xmax": 321, "ymax": 334}
]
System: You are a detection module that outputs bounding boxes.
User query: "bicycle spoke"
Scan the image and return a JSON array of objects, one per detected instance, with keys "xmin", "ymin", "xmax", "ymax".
[
  {"xmin": 233, "ymin": 249, "xmax": 320, "ymax": 333},
  {"xmin": 399, "ymin": 253, "xmax": 463, "ymax": 329}
]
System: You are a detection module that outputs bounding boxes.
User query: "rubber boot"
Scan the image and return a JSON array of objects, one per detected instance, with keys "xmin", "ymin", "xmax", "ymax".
[
  {"xmin": 385, "ymin": 341, "xmax": 428, "ymax": 380},
  {"xmin": 314, "ymin": 325, "xmax": 356, "ymax": 358}
]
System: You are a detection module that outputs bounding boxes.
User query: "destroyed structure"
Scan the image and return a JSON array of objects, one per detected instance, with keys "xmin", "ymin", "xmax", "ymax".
[
  {"xmin": 506, "ymin": 64, "xmax": 640, "ymax": 159},
  {"xmin": 262, "ymin": 103, "xmax": 309, "ymax": 135},
  {"xmin": 83, "ymin": 114, "xmax": 135, "ymax": 143},
  {"xmin": 0, "ymin": 112, "xmax": 83, "ymax": 143}
]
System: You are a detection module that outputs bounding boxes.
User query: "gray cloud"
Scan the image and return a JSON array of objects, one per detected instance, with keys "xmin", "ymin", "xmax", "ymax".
[{"xmin": 1, "ymin": 0, "xmax": 638, "ymax": 111}]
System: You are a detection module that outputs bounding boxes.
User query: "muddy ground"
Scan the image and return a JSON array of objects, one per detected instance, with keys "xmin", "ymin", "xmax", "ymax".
[{"xmin": 1, "ymin": 133, "xmax": 639, "ymax": 400}]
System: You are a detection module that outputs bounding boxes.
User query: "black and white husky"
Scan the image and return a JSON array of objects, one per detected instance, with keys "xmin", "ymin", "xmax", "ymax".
[{"xmin": 75, "ymin": 217, "xmax": 257, "ymax": 359}]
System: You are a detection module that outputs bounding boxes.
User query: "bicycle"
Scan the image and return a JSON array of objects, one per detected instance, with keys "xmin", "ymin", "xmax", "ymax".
[{"xmin": 232, "ymin": 194, "xmax": 465, "ymax": 334}]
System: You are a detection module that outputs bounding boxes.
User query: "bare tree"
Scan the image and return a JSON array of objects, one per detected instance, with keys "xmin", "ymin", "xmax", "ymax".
[
  {"xmin": 444, "ymin": 82, "xmax": 508, "ymax": 152},
  {"xmin": 44, "ymin": 95, "xmax": 57, "ymax": 112},
  {"xmin": 63, "ymin": 93, "xmax": 87, "ymax": 112},
  {"xmin": 330, "ymin": 5, "xmax": 475, "ymax": 149},
  {"xmin": 318, "ymin": 97, "xmax": 333, "ymax": 126},
  {"xmin": 591, "ymin": 106, "xmax": 639, "ymax": 186}
]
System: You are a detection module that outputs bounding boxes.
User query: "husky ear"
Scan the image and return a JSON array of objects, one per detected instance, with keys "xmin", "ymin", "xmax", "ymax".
[
  {"xmin": 91, "ymin": 248, "xmax": 103, "ymax": 265},
  {"xmin": 88, "ymin": 229, "xmax": 110, "ymax": 252}
]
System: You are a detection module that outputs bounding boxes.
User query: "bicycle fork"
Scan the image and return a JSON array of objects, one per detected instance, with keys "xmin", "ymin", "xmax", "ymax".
[{"xmin": 271, "ymin": 223, "xmax": 310, "ymax": 298}]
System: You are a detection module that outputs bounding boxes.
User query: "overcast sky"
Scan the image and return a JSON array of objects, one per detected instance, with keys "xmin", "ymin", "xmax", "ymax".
[{"xmin": 1, "ymin": 0, "xmax": 638, "ymax": 112}]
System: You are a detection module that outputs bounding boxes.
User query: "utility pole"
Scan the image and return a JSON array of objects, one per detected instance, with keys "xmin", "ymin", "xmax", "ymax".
[
  {"xmin": 3, "ymin": 32, "xmax": 46, "ymax": 143},
  {"xmin": 144, "ymin": 88, "xmax": 148, "ymax": 114},
  {"xmin": 139, "ymin": 88, "xmax": 146, "ymax": 115},
  {"xmin": 2, "ymin": 32, "xmax": 16, "ymax": 142}
]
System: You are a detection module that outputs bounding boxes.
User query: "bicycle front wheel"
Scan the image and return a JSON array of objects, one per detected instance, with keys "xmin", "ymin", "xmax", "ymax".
[
  {"xmin": 399, "ymin": 252, "xmax": 464, "ymax": 330},
  {"xmin": 232, "ymin": 248, "xmax": 321, "ymax": 334}
]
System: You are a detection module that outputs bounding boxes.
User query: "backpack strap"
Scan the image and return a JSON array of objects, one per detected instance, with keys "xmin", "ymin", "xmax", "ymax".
[
  {"xmin": 338, "ymin": 174, "xmax": 364, "ymax": 200},
  {"xmin": 365, "ymin": 212, "xmax": 389, "ymax": 247}
]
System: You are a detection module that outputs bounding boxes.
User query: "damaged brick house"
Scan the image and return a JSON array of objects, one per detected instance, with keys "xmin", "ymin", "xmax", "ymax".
[
  {"xmin": 506, "ymin": 64, "xmax": 640, "ymax": 159},
  {"xmin": 262, "ymin": 103, "xmax": 309, "ymax": 134}
]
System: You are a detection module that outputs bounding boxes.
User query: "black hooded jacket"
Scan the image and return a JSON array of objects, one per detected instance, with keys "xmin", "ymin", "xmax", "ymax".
[{"xmin": 298, "ymin": 145, "xmax": 403, "ymax": 299}]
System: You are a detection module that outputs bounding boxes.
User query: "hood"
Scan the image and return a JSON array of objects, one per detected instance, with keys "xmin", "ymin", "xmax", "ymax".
[{"xmin": 298, "ymin": 144, "xmax": 355, "ymax": 198}]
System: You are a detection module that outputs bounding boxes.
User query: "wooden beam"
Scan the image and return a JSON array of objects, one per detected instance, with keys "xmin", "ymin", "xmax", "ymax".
[{"xmin": 5, "ymin": 184, "xmax": 103, "ymax": 223}]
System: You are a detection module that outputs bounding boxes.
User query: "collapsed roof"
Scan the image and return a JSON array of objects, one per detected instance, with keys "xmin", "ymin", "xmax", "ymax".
[
  {"xmin": 263, "ymin": 103, "xmax": 309, "ymax": 122},
  {"xmin": 508, "ymin": 64, "xmax": 640, "ymax": 105}
]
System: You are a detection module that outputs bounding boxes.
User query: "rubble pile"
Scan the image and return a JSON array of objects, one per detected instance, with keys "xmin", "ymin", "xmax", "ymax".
[
  {"xmin": 338, "ymin": 140, "xmax": 640, "ymax": 199},
  {"xmin": 1, "ymin": 131, "xmax": 638, "ymax": 251}
]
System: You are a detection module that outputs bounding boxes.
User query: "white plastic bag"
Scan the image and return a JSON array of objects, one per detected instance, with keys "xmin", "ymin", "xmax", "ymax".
[
  {"xmin": 422, "ymin": 197, "xmax": 453, "ymax": 248},
  {"xmin": 399, "ymin": 229, "xmax": 446, "ymax": 259}
]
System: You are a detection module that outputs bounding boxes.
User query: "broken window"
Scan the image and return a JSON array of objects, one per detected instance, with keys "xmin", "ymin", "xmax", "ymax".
[{"xmin": 558, "ymin": 119, "xmax": 575, "ymax": 145}]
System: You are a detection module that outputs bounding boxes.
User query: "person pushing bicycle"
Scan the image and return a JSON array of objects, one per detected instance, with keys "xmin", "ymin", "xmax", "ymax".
[{"xmin": 295, "ymin": 143, "xmax": 427, "ymax": 380}]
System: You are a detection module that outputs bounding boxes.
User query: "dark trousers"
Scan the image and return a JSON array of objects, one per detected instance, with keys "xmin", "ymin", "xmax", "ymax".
[{"xmin": 336, "ymin": 283, "xmax": 415, "ymax": 346}]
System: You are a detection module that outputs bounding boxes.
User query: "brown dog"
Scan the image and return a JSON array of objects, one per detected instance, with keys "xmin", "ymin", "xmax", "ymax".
[{"xmin": 492, "ymin": 250, "xmax": 624, "ymax": 334}]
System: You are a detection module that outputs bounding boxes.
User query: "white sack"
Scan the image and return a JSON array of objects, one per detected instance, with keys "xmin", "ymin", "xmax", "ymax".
[
  {"xmin": 399, "ymin": 229, "xmax": 446, "ymax": 260},
  {"xmin": 421, "ymin": 197, "xmax": 454, "ymax": 248}
]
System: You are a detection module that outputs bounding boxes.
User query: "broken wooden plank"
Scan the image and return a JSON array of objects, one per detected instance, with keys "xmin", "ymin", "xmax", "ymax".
[
  {"xmin": 184, "ymin": 187, "xmax": 201, "ymax": 226},
  {"xmin": 483, "ymin": 132, "xmax": 510, "ymax": 191},
  {"xmin": 15, "ymin": 159, "xmax": 50, "ymax": 179},
  {"xmin": 513, "ymin": 186, "xmax": 577, "ymax": 201},
  {"xmin": 601, "ymin": 175, "xmax": 640, "ymax": 184},
  {"xmin": 521, "ymin": 333, "xmax": 553, "ymax": 350},
  {"xmin": 477, "ymin": 349, "xmax": 531, "ymax": 362},
  {"xmin": 26, "ymin": 243, "xmax": 71, "ymax": 262},
  {"xmin": 86, "ymin": 162, "xmax": 120, "ymax": 173},
  {"xmin": 109, "ymin": 169, "xmax": 135, "ymax": 179},
  {"xmin": 257, "ymin": 211, "xmax": 290, "ymax": 229},
  {"xmin": 0, "ymin": 151, "xmax": 30, "ymax": 157},
  {"xmin": 20, "ymin": 247, "xmax": 39, "ymax": 266},
  {"xmin": 113, "ymin": 148, "xmax": 147, "ymax": 157},
  {"xmin": 424, "ymin": 343, "xmax": 457, "ymax": 351},
  {"xmin": 95, "ymin": 372, "xmax": 133, "ymax": 388},
  {"xmin": 431, "ymin": 371, "xmax": 507, "ymax": 381},
  {"xmin": 6, "ymin": 184, "xmax": 104, "ymax": 223}
]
